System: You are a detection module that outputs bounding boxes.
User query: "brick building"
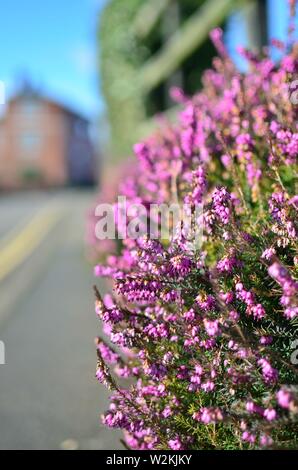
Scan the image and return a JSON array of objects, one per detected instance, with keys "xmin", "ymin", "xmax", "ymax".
[{"xmin": 0, "ymin": 85, "xmax": 96, "ymax": 189}]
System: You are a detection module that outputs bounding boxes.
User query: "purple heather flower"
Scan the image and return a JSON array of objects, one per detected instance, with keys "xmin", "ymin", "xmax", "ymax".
[
  {"xmin": 229, "ymin": 310, "xmax": 240, "ymax": 322},
  {"xmin": 97, "ymin": 341, "xmax": 119, "ymax": 364},
  {"xmin": 242, "ymin": 431, "xmax": 256, "ymax": 444},
  {"xmin": 162, "ymin": 406, "xmax": 173, "ymax": 418},
  {"xmin": 276, "ymin": 389, "xmax": 295, "ymax": 409},
  {"xmin": 259, "ymin": 335, "xmax": 273, "ymax": 345},
  {"xmin": 264, "ymin": 408, "xmax": 277, "ymax": 421},
  {"xmin": 193, "ymin": 407, "xmax": 223, "ymax": 424},
  {"xmin": 259, "ymin": 434, "xmax": 273, "ymax": 447},
  {"xmin": 212, "ymin": 187, "xmax": 231, "ymax": 225},
  {"xmin": 196, "ymin": 294, "xmax": 216, "ymax": 311},
  {"xmin": 258, "ymin": 358, "xmax": 278, "ymax": 384},
  {"xmin": 168, "ymin": 437, "xmax": 184, "ymax": 450},
  {"xmin": 261, "ymin": 247, "xmax": 276, "ymax": 260},
  {"xmin": 217, "ymin": 255, "xmax": 241, "ymax": 273},
  {"xmin": 268, "ymin": 261, "xmax": 298, "ymax": 319},
  {"xmin": 203, "ymin": 319, "xmax": 221, "ymax": 337}
]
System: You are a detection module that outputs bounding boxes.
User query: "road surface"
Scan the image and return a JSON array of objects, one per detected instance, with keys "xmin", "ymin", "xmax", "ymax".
[{"xmin": 0, "ymin": 190, "xmax": 121, "ymax": 450}]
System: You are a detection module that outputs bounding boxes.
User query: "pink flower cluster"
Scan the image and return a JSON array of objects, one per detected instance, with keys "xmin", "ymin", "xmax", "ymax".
[{"xmin": 91, "ymin": 21, "xmax": 298, "ymax": 450}]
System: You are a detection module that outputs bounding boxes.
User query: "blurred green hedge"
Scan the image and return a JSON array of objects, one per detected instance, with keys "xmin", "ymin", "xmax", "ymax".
[{"xmin": 98, "ymin": 0, "xmax": 231, "ymax": 161}]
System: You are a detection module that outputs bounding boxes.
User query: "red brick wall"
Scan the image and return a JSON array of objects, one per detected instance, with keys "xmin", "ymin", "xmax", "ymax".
[{"xmin": 0, "ymin": 97, "xmax": 68, "ymax": 189}]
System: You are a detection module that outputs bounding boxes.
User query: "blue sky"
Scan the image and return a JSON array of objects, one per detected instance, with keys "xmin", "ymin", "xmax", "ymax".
[
  {"xmin": 226, "ymin": 0, "xmax": 298, "ymax": 68},
  {"xmin": 0, "ymin": 0, "xmax": 107, "ymax": 119},
  {"xmin": 0, "ymin": 0, "xmax": 297, "ymax": 121}
]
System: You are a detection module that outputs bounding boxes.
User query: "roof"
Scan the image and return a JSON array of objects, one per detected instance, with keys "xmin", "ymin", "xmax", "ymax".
[{"xmin": 9, "ymin": 81, "xmax": 89, "ymax": 123}]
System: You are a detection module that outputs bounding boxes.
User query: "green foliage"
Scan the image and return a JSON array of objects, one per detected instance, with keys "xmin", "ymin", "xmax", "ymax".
[
  {"xmin": 98, "ymin": 0, "xmax": 147, "ymax": 159},
  {"xmin": 98, "ymin": 0, "xmax": 225, "ymax": 160}
]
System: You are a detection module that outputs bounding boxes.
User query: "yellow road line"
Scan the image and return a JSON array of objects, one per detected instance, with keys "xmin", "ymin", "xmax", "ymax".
[
  {"xmin": 0, "ymin": 205, "xmax": 64, "ymax": 283},
  {"xmin": 0, "ymin": 198, "xmax": 58, "ymax": 250}
]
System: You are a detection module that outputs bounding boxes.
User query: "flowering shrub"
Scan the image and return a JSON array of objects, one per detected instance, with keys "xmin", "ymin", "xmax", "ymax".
[
  {"xmin": 92, "ymin": 24, "xmax": 298, "ymax": 449},
  {"xmin": 86, "ymin": 160, "xmax": 136, "ymax": 261}
]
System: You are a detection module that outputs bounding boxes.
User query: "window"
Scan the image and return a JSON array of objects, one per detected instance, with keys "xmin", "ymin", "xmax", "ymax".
[
  {"xmin": 20, "ymin": 99, "xmax": 42, "ymax": 116},
  {"xmin": 19, "ymin": 132, "xmax": 42, "ymax": 156}
]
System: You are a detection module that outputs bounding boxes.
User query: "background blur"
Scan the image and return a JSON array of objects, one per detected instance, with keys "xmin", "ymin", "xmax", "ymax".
[{"xmin": 0, "ymin": 0, "xmax": 297, "ymax": 450}]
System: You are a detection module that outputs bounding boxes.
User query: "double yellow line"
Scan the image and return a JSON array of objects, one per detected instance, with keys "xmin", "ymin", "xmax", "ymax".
[{"xmin": 0, "ymin": 203, "xmax": 64, "ymax": 283}]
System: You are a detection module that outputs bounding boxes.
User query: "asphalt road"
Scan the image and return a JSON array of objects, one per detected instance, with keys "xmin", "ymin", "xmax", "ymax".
[{"xmin": 0, "ymin": 190, "xmax": 121, "ymax": 450}]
